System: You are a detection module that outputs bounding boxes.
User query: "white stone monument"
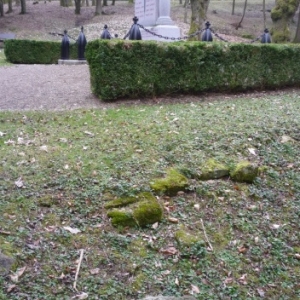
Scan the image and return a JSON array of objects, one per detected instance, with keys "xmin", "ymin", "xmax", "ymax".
[{"xmin": 135, "ymin": 0, "xmax": 181, "ymax": 42}]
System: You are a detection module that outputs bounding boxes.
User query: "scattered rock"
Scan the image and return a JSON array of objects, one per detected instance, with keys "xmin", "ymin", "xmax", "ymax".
[
  {"xmin": 150, "ymin": 169, "xmax": 189, "ymax": 196},
  {"xmin": 175, "ymin": 226, "xmax": 206, "ymax": 257},
  {"xmin": 0, "ymin": 253, "xmax": 15, "ymax": 276},
  {"xmin": 198, "ymin": 158, "xmax": 229, "ymax": 180},
  {"xmin": 230, "ymin": 161, "xmax": 258, "ymax": 183},
  {"xmin": 106, "ymin": 192, "xmax": 163, "ymax": 227}
]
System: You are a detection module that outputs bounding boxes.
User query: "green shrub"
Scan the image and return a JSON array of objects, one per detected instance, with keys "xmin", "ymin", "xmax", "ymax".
[
  {"xmin": 85, "ymin": 40, "xmax": 300, "ymax": 101},
  {"xmin": 4, "ymin": 39, "xmax": 78, "ymax": 64}
]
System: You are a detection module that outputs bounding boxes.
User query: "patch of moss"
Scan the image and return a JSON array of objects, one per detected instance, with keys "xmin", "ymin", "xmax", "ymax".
[
  {"xmin": 37, "ymin": 195, "xmax": 58, "ymax": 207},
  {"xmin": 107, "ymin": 209, "xmax": 137, "ymax": 227},
  {"xmin": 175, "ymin": 226, "xmax": 204, "ymax": 247},
  {"xmin": 133, "ymin": 197, "xmax": 163, "ymax": 227},
  {"xmin": 128, "ymin": 239, "xmax": 148, "ymax": 258},
  {"xmin": 230, "ymin": 161, "xmax": 258, "ymax": 183},
  {"xmin": 150, "ymin": 168, "xmax": 189, "ymax": 196},
  {"xmin": 104, "ymin": 195, "xmax": 140, "ymax": 209},
  {"xmin": 131, "ymin": 272, "xmax": 146, "ymax": 292},
  {"xmin": 198, "ymin": 158, "xmax": 229, "ymax": 180},
  {"xmin": 42, "ymin": 213, "xmax": 61, "ymax": 226},
  {"xmin": 107, "ymin": 192, "xmax": 163, "ymax": 228}
]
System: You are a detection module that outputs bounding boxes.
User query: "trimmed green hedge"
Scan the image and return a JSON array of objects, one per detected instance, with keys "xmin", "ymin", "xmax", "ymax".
[
  {"xmin": 4, "ymin": 39, "xmax": 78, "ymax": 64},
  {"xmin": 85, "ymin": 40, "xmax": 300, "ymax": 101}
]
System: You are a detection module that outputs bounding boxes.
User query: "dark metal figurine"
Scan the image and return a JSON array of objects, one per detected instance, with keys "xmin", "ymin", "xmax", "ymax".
[
  {"xmin": 77, "ymin": 26, "xmax": 87, "ymax": 60},
  {"xmin": 202, "ymin": 21, "xmax": 213, "ymax": 42},
  {"xmin": 129, "ymin": 16, "xmax": 142, "ymax": 40},
  {"xmin": 261, "ymin": 28, "xmax": 271, "ymax": 43},
  {"xmin": 61, "ymin": 30, "xmax": 70, "ymax": 59},
  {"xmin": 101, "ymin": 25, "xmax": 112, "ymax": 39}
]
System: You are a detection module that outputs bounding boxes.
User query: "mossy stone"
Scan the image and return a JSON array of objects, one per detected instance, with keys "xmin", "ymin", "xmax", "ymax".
[
  {"xmin": 230, "ymin": 161, "xmax": 258, "ymax": 183},
  {"xmin": 175, "ymin": 227, "xmax": 204, "ymax": 248},
  {"xmin": 107, "ymin": 192, "xmax": 163, "ymax": 228},
  {"xmin": 104, "ymin": 195, "xmax": 140, "ymax": 209},
  {"xmin": 107, "ymin": 209, "xmax": 137, "ymax": 227},
  {"xmin": 175, "ymin": 226, "xmax": 206, "ymax": 258},
  {"xmin": 150, "ymin": 168, "xmax": 188, "ymax": 196},
  {"xmin": 198, "ymin": 159, "xmax": 229, "ymax": 180}
]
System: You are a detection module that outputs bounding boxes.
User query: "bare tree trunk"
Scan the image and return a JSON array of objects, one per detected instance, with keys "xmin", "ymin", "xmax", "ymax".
[
  {"xmin": 231, "ymin": 0, "xmax": 235, "ymax": 15},
  {"xmin": 20, "ymin": 0, "xmax": 26, "ymax": 14},
  {"xmin": 6, "ymin": 0, "xmax": 13, "ymax": 13},
  {"xmin": 235, "ymin": 0, "xmax": 247, "ymax": 29},
  {"xmin": 263, "ymin": 0, "xmax": 266, "ymax": 28},
  {"xmin": 188, "ymin": 0, "xmax": 210, "ymax": 40},
  {"xmin": 294, "ymin": 7, "xmax": 300, "ymax": 42},
  {"xmin": 111, "ymin": 0, "xmax": 115, "ymax": 5},
  {"xmin": 15, "ymin": 0, "xmax": 20, "ymax": 6},
  {"xmin": 74, "ymin": 0, "xmax": 81, "ymax": 14},
  {"xmin": 95, "ymin": 0, "xmax": 102, "ymax": 15},
  {"xmin": 103, "ymin": 0, "xmax": 107, "ymax": 5},
  {"xmin": 271, "ymin": 0, "xmax": 300, "ymax": 42},
  {"xmin": 0, "ymin": 0, "xmax": 4, "ymax": 17},
  {"xmin": 184, "ymin": 0, "xmax": 188, "ymax": 23}
]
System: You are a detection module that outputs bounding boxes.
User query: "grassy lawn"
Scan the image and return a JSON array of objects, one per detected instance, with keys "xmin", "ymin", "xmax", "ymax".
[{"xmin": 0, "ymin": 92, "xmax": 299, "ymax": 299}]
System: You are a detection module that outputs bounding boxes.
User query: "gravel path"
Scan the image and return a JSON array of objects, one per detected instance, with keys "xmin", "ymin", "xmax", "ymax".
[{"xmin": 0, "ymin": 64, "xmax": 105, "ymax": 111}]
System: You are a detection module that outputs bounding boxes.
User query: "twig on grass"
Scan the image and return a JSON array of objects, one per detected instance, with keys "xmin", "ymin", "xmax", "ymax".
[
  {"xmin": 200, "ymin": 218, "xmax": 214, "ymax": 251},
  {"xmin": 73, "ymin": 249, "xmax": 84, "ymax": 291}
]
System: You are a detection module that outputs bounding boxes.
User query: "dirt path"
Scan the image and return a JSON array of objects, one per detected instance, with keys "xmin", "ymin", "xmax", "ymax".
[{"xmin": 0, "ymin": 64, "xmax": 105, "ymax": 111}]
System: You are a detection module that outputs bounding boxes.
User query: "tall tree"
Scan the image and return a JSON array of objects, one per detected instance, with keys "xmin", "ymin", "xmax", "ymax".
[
  {"xmin": 271, "ymin": 0, "xmax": 300, "ymax": 43},
  {"xmin": 74, "ymin": 0, "xmax": 81, "ymax": 14},
  {"xmin": 231, "ymin": 0, "xmax": 236, "ymax": 15},
  {"xmin": 188, "ymin": 0, "xmax": 210, "ymax": 40},
  {"xmin": 20, "ymin": 0, "xmax": 26, "ymax": 14},
  {"xmin": 0, "ymin": 0, "xmax": 3, "ymax": 17},
  {"xmin": 7, "ymin": 0, "xmax": 13, "ymax": 13},
  {"xmin": 294, "ymin": 7, "xmax": 300, "ymax": 42},
  {"xmin": 235, "ymin": 0, "xmax": 247, "ymax": 29},
  {"xmin": 95, "ymin": 0, "xmax": 102, "ymax": 15}
]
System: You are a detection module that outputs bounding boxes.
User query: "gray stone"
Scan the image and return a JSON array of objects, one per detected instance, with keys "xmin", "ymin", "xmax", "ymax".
[{"xmin": 0, "ymin": 253, "xmax": 15, "ymax": 275}]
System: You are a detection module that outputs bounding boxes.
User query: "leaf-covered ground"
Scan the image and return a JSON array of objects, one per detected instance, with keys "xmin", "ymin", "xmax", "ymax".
[{"xmin": 0, "ymin": 92, "xmax": 300, "ymax": 299}]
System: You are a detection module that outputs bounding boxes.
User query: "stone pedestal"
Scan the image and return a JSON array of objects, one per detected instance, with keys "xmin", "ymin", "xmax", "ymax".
[{"xmin": 135, "ymin": 0, "xmax": 181, "ymax": 42}]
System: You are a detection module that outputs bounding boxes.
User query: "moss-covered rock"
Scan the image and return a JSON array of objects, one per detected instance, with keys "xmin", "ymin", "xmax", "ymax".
[
  {"xmin": 230, "ymin": 161, "xmax": 258, "ymax": 183},
  {"xmin": 106, "ymin": 192, "xmax": 163, "ymax": 228},
  {"xmin": 150, "ymin": 169, "xmax": 189, "ymax": 196},
  {"xmin": 175, "ymin": 226, "xmax": 206, "ymax": 258},
  {"xmin": 104, "ymin": 195, "xmax": 140, "ymax": 209},
  {"xmin": 198, "ymin": 159, "xmax": 229, "ymax": 180},
  {"xmin": 107, "ymin": 209, "xmax": 137, "ymax": 227}
]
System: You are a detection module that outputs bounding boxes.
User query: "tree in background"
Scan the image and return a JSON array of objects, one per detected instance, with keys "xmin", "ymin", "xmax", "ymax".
[
  {"xmin": 271, "ymin": 0, "xmax": 300, "ymax": 42},
  {"xmin": 188, "ymin": 0, "xmax": 210, "ymax": 40}
]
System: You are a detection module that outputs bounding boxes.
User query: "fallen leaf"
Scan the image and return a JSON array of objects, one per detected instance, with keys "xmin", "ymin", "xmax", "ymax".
[
  {"xmin": 257, "ymin": 288, "xmax": 265, "ymax": 297},
  {"xmin": 238, "ymin": 246, "xmax": 248, "ymax": 254},
  {"xmin": 248, "ymin": 148, "xmax": 257, "ymax": 155},
  {"xmin": 175, "ymin": 277, "xmax": 179, "ymax": 286},
  {"xmin": 161, "ymin": 270, "xmax": 171, "ymax": 276},
  {"xmin": 40, "ymin": 145, "xmax": 48, "ymax": 152},
  {"xmin": 194, "ymin": 204, "xmax": 200, "ymax": 211},
  {"xmin": 6, "ymin": 284, "xmax": 16, "ymax": 293},
  {"xmin": 160, "ymin": 246, "xmax": 178, "ymax": 256},
  {"xmin": 10, "ymin": 267, "xmax": 26, "ymax": 283},
  {"xmin": 14, "ymin": 177, "xmax": 24, "ymax": 188},
  {"xmin": 72, "ymin": 292, "xmax": 89, "ymax": 299},
  {"xmin": 84, "ymin": 131, "xmax": 94, "ymax": 137},
  {"xmin": 0, "ymin": 131, "xmax": 6, "ymax": 137},
  {"xmin": 281, "ymin": 135, "xmax": 294, "ymax": 143},
  {"xmin": 90, "ymin": 268, "xmax": 100, "ymax": 275},
  {"xmin": 294, "ymin": 253, "xmax": 300, "ymax": 260},
  {"xmin": 238, "ymin": 273, "xmax": 247, "ymax": 285},
  {"xmin": 152, "ymin": 222, "xmax": 159, "ymax": 229},
  {"xmin": 63, "ymin": 226, "xmax": 81, "ymax": 234},
  {"xmin": 224, "ymin": 277, "xmax": 233, "ymax": 284},
  {"xmin": 191, "ymin": 284, "xmax": 200, "ymax": 294},
  {"xmin": 168, "ymin": 217, "xmax": 179, "ymax": 223}
]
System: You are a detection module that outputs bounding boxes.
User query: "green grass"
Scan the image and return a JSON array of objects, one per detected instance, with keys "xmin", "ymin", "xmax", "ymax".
[{"xmin": 0, "ymin": 92, "xmax": 299, "ymax": 299}]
